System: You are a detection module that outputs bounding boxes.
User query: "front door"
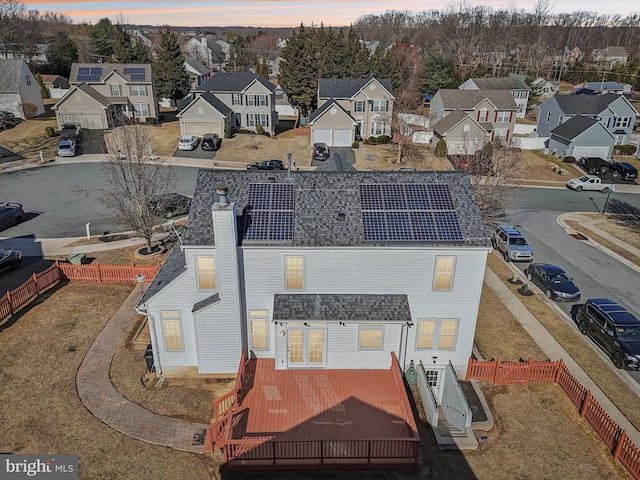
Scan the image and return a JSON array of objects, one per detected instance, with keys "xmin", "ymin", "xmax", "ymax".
[
  {"xmin": 287, "ymin": 325, "xmax": 326, "ymax": 368},
  {"xmin": 235, "ymin": 112, "xmax": 242, "ymax": 128}
]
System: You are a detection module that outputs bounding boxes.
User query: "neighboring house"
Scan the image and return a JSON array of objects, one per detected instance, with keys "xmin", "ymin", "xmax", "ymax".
[
  {"xmin": 137, "ymin": 169, "xmax": 490, "ymax": 380},
  {"xmin": 536, "ymin": 93, "xmax": 638, "ymax": 144},
  {"xmin": 572, "ymin": 81, "xmax": 631, "ymax": 95},
  {"xmin": 590, "ymin": 46, "xmax": 628, "ymax": 67},
  {"xmin": 175, "ymin": 92, "xmax": 233, "ymax": 137},
  {"xmin": 429, "ymin": 89, "xmax": 517, "ymax": 148},
  {"xmin": 553, "ymin": 46, "xmax": 583, "ymax": 66},
  {"xmin": 431, "ymin": 110, "xmax": 488, "ymax": 155},
  {"xmin": 181, "ymin": 36, "xmax": 213, "ymax": 68},
  {"xmin": 194, "ymin": 72, "xmax": 277, "ymax": 135},
  {"xmin": 1, "ymin": 44, "xmax": 49, "ymax": 66},
  {"xmin": 0, "ymin": 59, "xmax": 45, "ymax": 119},
  {"xmin": 52, "ymin": 63, "xmax": 157, "ymax": 129},
  {"xmin": 546, "ymin": 115, "xmax": 615, "ymax": 159},
  {"xmin": 531, "ymin": 77, "xmax": 560, "ymax": 98},
  {"xmin": 459, "ymin": 77, "xmax": 530, "ymax": 118},
  {"xmin": 184, "ymin": 57, "xmax": 210, "ymax": 90},
  {"xmin": 41, "ymin": 74, "xmax": 69, "ymax": 99},
  {"xmin": 311, "ymin": 77, "xmax": 394, "ymax": 146}
]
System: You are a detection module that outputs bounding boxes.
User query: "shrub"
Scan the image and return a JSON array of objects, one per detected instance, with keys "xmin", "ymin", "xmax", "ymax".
[
  {"xmin": 255, "ymin": 124, "xmax": 264, "ymax": 135},
  {"xmin": 367, "ymin": 136, "xmax": 377, "ymax": 144},
  {"xmin": 351, "ymin": 141, "xmax": 360, "ymax": 149},
  {"xmin": 376, "ymin": 135, "xmax": 391, "ymax": 144},
  {"xmin": 483, "ymin": 141, "xmax": 494, "ymax": 158},
  {"xmin": 224, "ymin": 124, "xmax": 232, "ymax": 139},
  {"xmin": 146, "ymin": 117, "xmax": 157, "ymax": 125},
  {"xmin": 45, "ymin": 126, "xmax": 55, "ymax": 137},
  {"xmin": 435, "ymin": 138, "xmax": 448, "ymax": 157},
  {"xmin": 562, "ymin": 156, "xmax": 576, "ymax": 163},
  {"xmin": 614, "ymin": 144, "xmax": 637, "ymax": 155}
]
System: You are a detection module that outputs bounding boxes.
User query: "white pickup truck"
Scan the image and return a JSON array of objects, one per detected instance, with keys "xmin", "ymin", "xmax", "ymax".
[{"xmin": 566, "ymin": 175, "xmax": 615, "ymax": 193}]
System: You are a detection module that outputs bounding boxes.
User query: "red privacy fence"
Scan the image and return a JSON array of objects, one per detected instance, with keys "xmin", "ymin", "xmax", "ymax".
[
  {"xmin": 466, "ymin": 358, "xmax": 640, "ymax": 479},
  {"xmin": 0, "ymin": 261, "xmax": 160, "ymax": 323}
]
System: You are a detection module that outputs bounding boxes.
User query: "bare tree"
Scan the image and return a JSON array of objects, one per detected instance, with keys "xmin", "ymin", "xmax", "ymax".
[{"xmin": 99, "ymin": 123, "xmax": 177, "ymax": 253}]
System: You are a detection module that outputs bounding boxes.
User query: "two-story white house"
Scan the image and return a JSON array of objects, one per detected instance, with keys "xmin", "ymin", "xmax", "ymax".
[
  {"xmin": 181, "ymin": 72, "xmax": 277, "ymax": 136},
  {"xmin": 0, "ymin": 59, "xmax": 45, "ymax": 119},
  {"xmin": 310, "ymin": 77, "xmax": 395, "ymax": 147},
  {"xmin": 52, "ymin": 63, "xmax": 158, "ymax": 129},
  {"xmin": 459, "ymin": 77, "xmax": 530, "ymax": 118}
]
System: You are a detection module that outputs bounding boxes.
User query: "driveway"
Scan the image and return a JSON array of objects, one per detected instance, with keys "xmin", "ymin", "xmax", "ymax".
[
  {"xmin": 311, "ymin": 147, "xmax": 355, "ymax": 168},
  {"xmin": 172, "ymin": 145, "xmax": 216, "ymax": 161}
]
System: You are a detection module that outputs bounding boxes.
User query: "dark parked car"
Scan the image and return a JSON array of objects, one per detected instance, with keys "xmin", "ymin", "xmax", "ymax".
[
  {"xmin": 148, "ymin": 193, "xmax": 192, "ymax": 218},
  {"xmin": 246, "ymin": 159, "xmax": 285, "ymax": 170},
  {"xmin": 312, "ymin": 143, "xmax": 330, "ymax": 161},
  {"xmin": 201, "ymin": 133, "xmax": 221, "ymax": 151},
  {"xmin": 0, "ymin": 202, "xmax": 25, "ymax": 231},
  {"xmin": 524, "ymin": 263, "xmax": 581, "ymax": 302},
  {"xmin": 58, "ymin": 124, "xmax": 81, "ymax": 142},
  {"xmin": 577, "ymin": 156, "xmax": 609, "ymax": 176},
  {"xmin": 577, "ymin": 298, "xmax": 640, "ymax": 370},
  {"xmin": 0, "ymin": 111, "xmax": 21, "ymax": 130},
  {"xmin": 0, "ymin": 248, "xmax": 22, "ymax": 273},
  {"xmin": 608, "ymin": 161, "xmax": 638, "ymax": 181}
]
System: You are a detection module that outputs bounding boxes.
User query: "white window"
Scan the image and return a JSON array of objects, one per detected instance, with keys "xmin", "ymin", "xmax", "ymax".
[
  {"xmin": 517, "ymin": 103, "xmax": 525, "ymax": 114},
  {"xmin": 161, "ymin": 311, "xmax": 183, "ymax": 351},
  {"xmin": 478, "ymin": 108, "xmax": 488, "ymax": 122},
  {"xmin": 354, "ymin": 100, "xmax": 365, "ymax": 113},
  {"xmin": 433, "ymin": 256, "xmax": 455, "ymax": 290},
  {"xmin": 416, "ymin": 319, "xmax": 459, "ymax": 350},
  {"xmin": 232, "ymin": 93, "xmax": 242, "ymax": 105},
  {"xmin": 372, "ymin": 100, "xmax": 387, "ymax": 112},
  {"xmin": 496, "ymin": 111, "xmax": 510, "ymax": 123},
  {"xmin": 133, "ymin": 103, "xmax": 150, "ymax": 118},
  {"xmin": 247, "ymin": 113, "xmax": 256, "ymax": 127},
  {"xmin": 257, "ymin": 112, "xmax": 269, "ymax": 126},
  {"xmin": 370, "ymin": 121, "xmax": 385, "ymax": 136},
  {"xmin": 545, "ymin": 111, "xmax": 551, "ymax": 123},
  {"xmin": 249, "ymin": 310, "xmax": 268, "ymax": 350},
  {"xmin": 130, "ymin": 84, "xmax": 147, "ymax": 96},
  {"xmin": 359, "ymin": 323, "xmax": 384, "ymax": 349},
  {"xmin": 258, "ymin": 94, "xmax": 268, "ymax": 106},
  {"xmin": 246, "ymin": 95, "xmax": 256, "ymax": 106},
  {"xmin": 615, "ymin": 117, "xmax": 630, "ymax": 128},
  {"xmin": 195, "ymin": 256, "xmax": 215, "ymax": 290},
  {"xmin": 110, "ymin": 84, "xmax": 121, "ymax": 96},
  {"xmin": 285, "ymin": 256, "xmax": 304, "ymax": 290}
]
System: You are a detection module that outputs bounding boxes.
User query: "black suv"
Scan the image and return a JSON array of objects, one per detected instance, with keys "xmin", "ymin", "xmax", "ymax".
[
  {"xmin": 312, "ymin": 143, "xmax": 330, "ymax": 161},
  {"xmin": 577, "ymin": 298, "xmax": 640, "ymax": 370},
  {"xmin": 246, "ymin": 159, "xmax": 285, "ymax": 170},
  {"xmin": 201, "ymin": 133, "xmax": 221, "ymax": 151},
  {"xmin": 577, "ymin": 156, "xmax": 609, "ymax": 176},
  {"xmin": 608, "ymin": 161, "xmax": 638, "ymax": 181}
]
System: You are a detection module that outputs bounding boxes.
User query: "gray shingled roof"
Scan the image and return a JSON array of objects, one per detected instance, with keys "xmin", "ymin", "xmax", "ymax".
[
  {"xmin": 180, "ymin": 91, "xmax": 233, "ymax": 116},
  {"xmin": 315, "ymin": 153, "xmax": 357, "ymax": 172},
  {"xmin": 273, "ymin": 294, "xmax": 412, "ymax": 323},
  {"xmin": 183, "ymin": 169, "xmax": 489, "ymax": 248},
  {"xmin": 197, "ymin": 72, "xmax": 276, "ymax": 93},
  {"xmin": 431, "ymin": 110, "xmax": 474, "ymax": 135},
  {"xmin": 0, "ymin": 59, "xmax": 24, "ymax": 92},
  {"xmin": 69, "ymin": 63, "xmax": 153, "ymax": 84},
  {"xmin": 467, "ymin": 77, "xmax": 530, "ymax": 91},
  {"xmin": 549, "ymin": 115, "xmax": 600, "ymax": 141},
  {"xmin": 184, "ymin": 57, "xmax": 210, "ymax": 76},
  {"xmin": 192, "ymin": 293, "xmax": 220, "ymax": 312},
  {"xmin": 553, "ymin": 93, "xmax": 621, "ymax": 115},
  {"xmin": 76, "ymin": 83, "xmax": 111, "ymax": 107},
  {"xmin": 437, "ymin": 89, "xmax": 517, "ymax": 110},
  {"xmin": 139, "ymin": 246, "xmax": 186, "ymax": 304},
  {"xmin": 308, "ymin": 99, "xmax": 354, "ymax": 124},
  {"xmin": 318, "ymin": 77, "xmax": 393, "ymax": 99}
]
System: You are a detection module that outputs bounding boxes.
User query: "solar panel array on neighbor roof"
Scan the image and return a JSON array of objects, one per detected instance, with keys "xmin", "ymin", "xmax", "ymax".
[
  {"xmin": 123, "ymin": 67, "xmax": 145, "ymax": 81},
  {"xmin": 77, "ymin": 67, "xmax": 102, "ymax": 82},
  {"xmin": 244, "ymin": 183, "xmax": 294, "ymax": 241},
  {"xmin": 359, "ymin": 183, "xmax": 463, "ymax": 242}
]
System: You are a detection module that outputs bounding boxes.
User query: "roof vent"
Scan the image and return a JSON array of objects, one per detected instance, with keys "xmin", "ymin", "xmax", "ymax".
[
  {"xmin": 268, "ymin": 176, "xmax": 276, "ymax": 183},
  {"xmin": 337, "ymin": 213, "xmax": 346, "ymax": 221},
  {"xmin": 215, "ymin": 185, "xmax": 229, "ymax": 206}
]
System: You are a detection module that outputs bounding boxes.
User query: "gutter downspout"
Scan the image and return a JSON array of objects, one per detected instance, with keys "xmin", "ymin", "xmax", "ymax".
[{"xmin": 136, "ymin": 305, "xmax": 162, "ymax": 377}]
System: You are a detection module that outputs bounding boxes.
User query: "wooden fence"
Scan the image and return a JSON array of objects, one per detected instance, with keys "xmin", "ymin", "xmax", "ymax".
[
  {"xmin": 0, "ymin": 261, "xmax": 160, "ymax": 324},
  {"xmin": 466, "ymin": 358, "xmax": 640, "ymax": 479}
]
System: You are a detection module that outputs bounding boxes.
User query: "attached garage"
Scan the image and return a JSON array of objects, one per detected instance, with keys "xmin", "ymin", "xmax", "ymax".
[
  {"xmin": 182, "ymin": 121, "xmax": 221, "ymax": 137},
  {"xmin": 570, "ymin": 145, "xmax": 611, "ymax": 159},
  {"xmin": 58, "ymin": 112, "xmax": 104, "ymax": 129},
  {"xmin": 312, "ymin": 129, "xmax": 331, "ymax": 146},
  {"xmin": 312, "ymin": 127, "xmax": 353, "ymax": 147}
]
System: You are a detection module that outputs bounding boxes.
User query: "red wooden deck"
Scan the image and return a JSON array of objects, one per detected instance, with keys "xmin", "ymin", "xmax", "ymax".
[{"xmin": 213, "ymin": 355, "xmax": 420, "ymax": 470}]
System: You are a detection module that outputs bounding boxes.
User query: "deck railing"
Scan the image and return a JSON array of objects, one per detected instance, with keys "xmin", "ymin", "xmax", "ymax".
[{"xmin": 466, "ymin": 358, "xmax": 640, "ymax": 480}]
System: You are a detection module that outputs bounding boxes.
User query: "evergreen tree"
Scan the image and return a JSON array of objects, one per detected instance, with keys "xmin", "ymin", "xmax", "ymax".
[
  {"xmin": 278, "ymin": 24, "xmax": 319, "ymax": 116},
  {"xmin": 435, "ymin": 138, "xmax": 448, "ymax": 157},
  {"xmin": 44, "ymin": 33, "xmax": 77, "ymax": 78},
  {"xmin": 88, "ymin": 18, "xmax": 115, "ymax": 62},
  {"xmin": 420, "ymin": 50, "xmax": 459, "ymax": 96},
  {"xmin": 36, "ymin": 73, "xmax": 49, "ymax": 99},
  {"xmin": 370, "ymin": 45, "xmax": 398, "ymax": 86},
  {"xmin": 256, "ymin": 59, "xmax": 269, "ymax": 79},
  {"xmin": 112, "ymin": 25, "xmax": 150, "ymax": 63},
  {"xmin": 153, "ymin": 26, "xmax": 190, "ymax": 105},
  {"xmin": 344, "ymin": 26, "xmax": 369, "ymax": 78}
]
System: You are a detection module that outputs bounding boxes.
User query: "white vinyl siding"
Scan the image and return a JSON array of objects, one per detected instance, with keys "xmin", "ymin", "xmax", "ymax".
[
  {"xmin": 433, "ymin": 256, "xmax": 456, "ymax": 290},
  {"xmin": 161, "ymin": 311, "xmax": 184, "ymax": 351},
  {"xmin": 359, "ymin": 324, "xmax": 384, "ymax": 349},
  {"xmin": 250, "ymin": 310, "xmax": 268, "ymax": 350},
  {"xmin": 196, "ymin": 256, "xmax": 216, "ymax": 290},
  {"xmin": 285, "ymin": 256, "xmax": 304, "ymax": 290}
]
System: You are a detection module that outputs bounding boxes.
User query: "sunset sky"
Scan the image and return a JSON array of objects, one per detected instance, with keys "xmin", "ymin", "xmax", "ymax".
[{"xmin": 22, "ymin": 0, "xmax": 639, "ymax": 27}]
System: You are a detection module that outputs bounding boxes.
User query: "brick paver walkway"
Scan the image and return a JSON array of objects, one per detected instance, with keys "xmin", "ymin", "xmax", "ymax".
[{"xmin": 76, "ymin": 287, "xmax": 208, "ymax": 453}]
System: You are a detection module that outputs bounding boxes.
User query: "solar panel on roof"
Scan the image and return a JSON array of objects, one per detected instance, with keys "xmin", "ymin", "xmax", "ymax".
[
  {"xmin": 244, "ymin": 183, "xmax": 294, "ymax": 241},
  {"xmin": 359, "ymin": 183, "xmax": 463, "ymax": 242}
]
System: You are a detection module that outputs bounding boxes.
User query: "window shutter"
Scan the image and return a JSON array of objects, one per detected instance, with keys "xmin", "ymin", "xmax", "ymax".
[
  {"xmin": 491, "ymin": 131, "xmax": 494, "ymax": 141},
  {"xmin": 246, "ymin": 113, "xmax": 249, "ymax": 125},
  {"xmin": 509, "ymin": 111, "xmax": 513, "ymax": 122},
  {"xmin": 477, "ymin": 111, "xmax": 480, "ymax": 121},
  {"xmin": 505, "ymin": 129, "xmax": 510, "ymax": 142},
  {"xmin": 231, "ymin": 95, "xmax": 235, "ymax": 106},
  {"xmin": 494, "ymin": 111, "xmax": 498, "ymax": 122},
  {"xmin": 385, "ymin": 101, "xmax": 388, "ymax": 111}
]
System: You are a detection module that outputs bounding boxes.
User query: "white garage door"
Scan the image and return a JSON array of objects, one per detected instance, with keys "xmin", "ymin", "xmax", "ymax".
[
  {"xmin": 313, "ymin": 129, "xmax": 332, "ymax": 146},
  {"xmin": 333, "ymin": 128, "xmax": 352, "ymax": 147},
  {"xmin": 60, "ymin": 113, "xmax": 103, "ymax": 129},
  {"xmin": 571, "ymin": 145, "xmax": 610, "ymax": 159},
  {"xmin": 183, "ymin": 122, "xmax": 221, "ymax": 137}
]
